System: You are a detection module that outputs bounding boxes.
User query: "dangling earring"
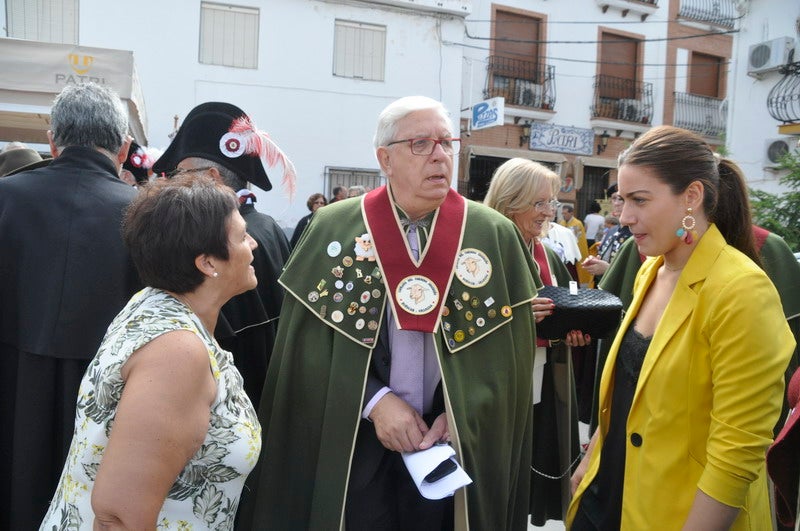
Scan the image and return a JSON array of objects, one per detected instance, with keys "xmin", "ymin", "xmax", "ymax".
[{"xmin": 676, "ymin": 208, "xmax": 697, "ymax": 245}]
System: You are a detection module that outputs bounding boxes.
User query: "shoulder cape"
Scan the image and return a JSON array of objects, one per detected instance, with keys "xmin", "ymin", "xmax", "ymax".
[{"xmin": 241, "ymin": 196, "xmax": 538, "ymax": 531}]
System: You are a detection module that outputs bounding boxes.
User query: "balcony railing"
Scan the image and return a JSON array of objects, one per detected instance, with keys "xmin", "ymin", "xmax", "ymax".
[
  {"xmin": 673, "ymin": 92, "xmax": 727, "ymax": 137},
  {"xmin": 485, "ymin": 56, "xmax": 556, "ymax": 111},
  {"xmin": 591, "ymin": 74, "xmax": 653, "ymax": 124},
  {"xmin": 678, "ymin": 0, "xmax": 738, "ymax": 29},
  {"xmin": 767, "ymin": 62, "xmax": 800, "ymax": 124}
]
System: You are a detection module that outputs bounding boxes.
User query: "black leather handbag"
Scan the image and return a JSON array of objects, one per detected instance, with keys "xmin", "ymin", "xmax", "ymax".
[{"xmin": 535, "ymin": 285, "xmax": 623, "ymax": 340}]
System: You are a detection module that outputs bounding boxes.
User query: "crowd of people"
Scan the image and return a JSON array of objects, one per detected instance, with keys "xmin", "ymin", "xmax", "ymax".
[{"xmin": 0, "ymin": 82, "xmax": 798, "ymax": 531}]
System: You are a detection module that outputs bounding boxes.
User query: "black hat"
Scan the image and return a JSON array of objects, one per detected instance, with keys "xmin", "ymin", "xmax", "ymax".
[
  {"xmin": 123, "ymin": 141, "xmax": 151, "ymax": 184},
  {"xmin": 0, "ymin": 147, "xmax": 51, "ymax": 177},
  {"xmin": 153, "ymin": 102, "xmax": 295, "ymax": 193}
]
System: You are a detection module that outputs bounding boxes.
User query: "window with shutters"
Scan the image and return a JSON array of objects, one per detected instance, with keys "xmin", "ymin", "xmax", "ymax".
[
  {"xmin": 592, "ymin": 30, "xmax": 653, "ymax": 124},
  {"xmin": 689, "ymin": 51, "xmax": 723, "ymax": 98},
  {"xmin": 333, "ymin": 20, "xmax": 386, "ymax": 81},
  {"xmin": 6, "ymin": 0, "xmax": 78, "ymax": 44},
  {"xmin": 324, "ymin": 167, "xmax": 382, "ymax": 198},
  {"xmin": 673, "ymin": 52, "xmax": 727, "ymax": 137},
  {"xmin": 199, "ymin": 2, "xmax": 259, "ymax": 69},
  {"xmin": 598, "ymin": 31, "xmax": 639, "ymax": 100}
]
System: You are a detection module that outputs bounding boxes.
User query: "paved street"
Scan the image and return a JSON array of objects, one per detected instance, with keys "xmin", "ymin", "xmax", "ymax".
[{"xmin": 528, "ymin": 421, "xmax": 590, "ymax": 530}]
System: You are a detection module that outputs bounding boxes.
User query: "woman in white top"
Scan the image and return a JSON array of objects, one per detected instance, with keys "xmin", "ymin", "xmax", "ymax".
[{"xmin": 41, "ymin": 173, "xmax": 261, "ymax": 530}]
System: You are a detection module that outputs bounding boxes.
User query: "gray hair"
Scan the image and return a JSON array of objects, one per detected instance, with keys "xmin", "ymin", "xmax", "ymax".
[
  {"xmin": 181, "ymin": 156, "xmax": 248, "ymax": 191},
  {"xmin": 373, "ymin": 96, "xmax": 452, "ymax": 149},
  {"xmin": 50, "ymin": 83, "xmax": 128, "ymax": 153}
]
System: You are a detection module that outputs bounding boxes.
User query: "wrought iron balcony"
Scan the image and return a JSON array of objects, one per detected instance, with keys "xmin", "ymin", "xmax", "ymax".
[
  {"xmin": 678, "ymin": 0, "xmax": 738, "ymax": 29},
  {"xmin": 673, "ymin": 92, "xmax": 727, "ymax": 137},
  {"xmin": 767, "ymin": 62, "xmax": 800, "ymax": 124},
  {"xmin": 591, "ymin": 74, "xmax": 653, "ymax": 124},
  {"xmin": 485, "ymin": 56, "xmax": 556, "ymax": 111}
]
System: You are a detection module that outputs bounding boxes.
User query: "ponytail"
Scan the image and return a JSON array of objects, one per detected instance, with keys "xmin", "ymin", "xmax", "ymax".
[{"xmin": 712, "ymin": 158, "xmax": 762, "ymax": 267}]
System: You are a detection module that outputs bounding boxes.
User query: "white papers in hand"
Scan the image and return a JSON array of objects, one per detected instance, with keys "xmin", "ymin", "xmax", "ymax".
[{"xmin": 401, "ymin": 444, "xmax": 473, "ymax": 500}]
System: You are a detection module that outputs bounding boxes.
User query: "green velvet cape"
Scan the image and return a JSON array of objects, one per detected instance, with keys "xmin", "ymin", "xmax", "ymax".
[{"xmin": 241, "ymin": 195, "xmax": 538, "ymax": 531}]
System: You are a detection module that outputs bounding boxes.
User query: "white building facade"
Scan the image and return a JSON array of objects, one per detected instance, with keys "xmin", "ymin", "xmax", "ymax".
[
  {"xmin": 457, "ymin": 0, "xmax": 798, "ymax": 219},
  {"xmin": 0, "ymin": 0, "xmax": 471, "ymax": 230},
  {"xmin": 2, "ymin": 0, "xmax": 798, "ymax": 228}
]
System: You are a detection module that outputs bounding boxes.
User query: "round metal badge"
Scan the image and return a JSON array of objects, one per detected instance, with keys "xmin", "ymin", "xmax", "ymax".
[
  {"xmin": 455, "ymin": 248, "xmax": 492, "ymax": 288},
  {"xmin": 395, "ymin": 275, "xmax": 439, "ymax": 316},
  {"xmin": 327, "ymin": 241, "xmax": 342, "ymax": 257}
]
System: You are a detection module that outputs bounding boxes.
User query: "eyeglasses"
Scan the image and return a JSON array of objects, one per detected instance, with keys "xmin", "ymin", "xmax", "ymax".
[
  {"xmin": 385, "ymin": 137, "xmax": 461, "ymax": 156},
  {"xmin": 313, "ymin": 200, "xmax": 326, "ymax": 205},
  {"xmin": 533, "ymin": 199, "xmax": 561, "ymax": 212},
  {"xmin": 167, "ymin": 166, "xmax": 214, "ymax": 178}
]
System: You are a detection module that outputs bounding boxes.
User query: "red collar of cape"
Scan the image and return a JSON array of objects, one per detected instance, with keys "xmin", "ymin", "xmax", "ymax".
[{"xmin": 363, "ymin": 185, "xmax": 466, "ymax": 332}]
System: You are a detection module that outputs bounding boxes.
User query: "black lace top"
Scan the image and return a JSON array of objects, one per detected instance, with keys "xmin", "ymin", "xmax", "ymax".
[{"xmin": 573, "ymin": 322, "xmax": 651, "ymax": 530}]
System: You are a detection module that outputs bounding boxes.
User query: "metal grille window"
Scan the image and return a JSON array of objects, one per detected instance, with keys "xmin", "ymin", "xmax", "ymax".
[
  {"xmin": 199, "ymin": 2, "xmax": 259, "ymax": 69},
  {"xmin": 7, "ymin": 0, "xmax": 78, "ymax": 44},
  {"xmin": 325, "ymin": 167, "xmax": 383, "ymax": 197},
  {"xmin": 333, "ymin": 20, "xmax": 386, "ymax": 81}
]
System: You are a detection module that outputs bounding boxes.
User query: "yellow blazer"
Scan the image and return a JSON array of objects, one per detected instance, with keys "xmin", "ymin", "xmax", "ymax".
[{"xmin": 568, "ymin": 225, "xmax": 795, "ymax": 530}]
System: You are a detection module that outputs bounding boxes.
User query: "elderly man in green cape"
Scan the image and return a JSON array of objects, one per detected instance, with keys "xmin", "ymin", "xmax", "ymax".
[{"xmin": 239, "ymin": 96, "xmax": 538, "ymax": 530}]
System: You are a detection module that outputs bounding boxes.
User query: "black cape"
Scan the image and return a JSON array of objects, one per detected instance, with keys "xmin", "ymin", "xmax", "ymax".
[
  {"xmin": 216, "ymin": 203, "xmax": 290, "ymax": 409},
  {"xmin": 0, "ymin": 147, "xmax": 141, "ymax": 529}
]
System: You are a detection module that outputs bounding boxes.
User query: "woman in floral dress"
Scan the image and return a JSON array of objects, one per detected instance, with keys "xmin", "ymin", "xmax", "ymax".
[{"xmin": 41, "ymin": 173, "xmax": 261, "ymax": 530}]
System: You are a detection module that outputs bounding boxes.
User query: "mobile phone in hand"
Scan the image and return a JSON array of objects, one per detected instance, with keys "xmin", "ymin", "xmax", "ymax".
[{"xmin": 423, "ymin": 458, "xmax": 457, "ymax": 483}]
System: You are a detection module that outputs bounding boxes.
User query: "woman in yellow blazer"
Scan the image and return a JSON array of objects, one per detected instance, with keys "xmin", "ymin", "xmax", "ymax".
[{"xmin": 567, "ymin": 126, "xmax": 795, "ymax": 530}]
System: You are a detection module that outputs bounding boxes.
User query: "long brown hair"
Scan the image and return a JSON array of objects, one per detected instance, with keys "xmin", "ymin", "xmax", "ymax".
[{"xmin": 618, "ymin": 126, "xmax": 760, "ymax": 265}]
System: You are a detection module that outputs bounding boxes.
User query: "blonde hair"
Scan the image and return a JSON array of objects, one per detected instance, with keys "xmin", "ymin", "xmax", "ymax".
[{"xmin": 484, "ymin": 158, "xmax": 561, "ymax": 219}]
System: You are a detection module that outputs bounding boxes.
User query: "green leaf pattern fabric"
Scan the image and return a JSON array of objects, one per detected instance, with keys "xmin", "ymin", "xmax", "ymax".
[{"xmin": 40, "ymin": 288, "xmax": 261, "ymax": 530}]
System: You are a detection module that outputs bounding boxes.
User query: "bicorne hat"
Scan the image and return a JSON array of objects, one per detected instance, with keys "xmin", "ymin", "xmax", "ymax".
[
  {"xmin": 153, "ymin": 102, "xmax": 296, "ymax": 195},
  {"xmin": 767, "ymin": 366, "xmax": 800, "ymax": 527}
]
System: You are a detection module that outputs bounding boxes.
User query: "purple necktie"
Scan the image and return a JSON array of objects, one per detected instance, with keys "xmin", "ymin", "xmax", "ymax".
[{"xmin": 389, "ymin": 224, "xmax": 425, "ymax": 414}]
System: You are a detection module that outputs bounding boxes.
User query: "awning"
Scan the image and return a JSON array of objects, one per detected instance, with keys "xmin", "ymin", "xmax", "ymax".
[
  {"xmin": 0, "ymin": 38, "xmax": 147, "ymax": 145},
  {"xmin": 573, "ymin": 155, "xmax": 617, "ymax": 190},
  {"xmin": 465, "ymin": 145, "xmax": 568, "ymax": 177}
]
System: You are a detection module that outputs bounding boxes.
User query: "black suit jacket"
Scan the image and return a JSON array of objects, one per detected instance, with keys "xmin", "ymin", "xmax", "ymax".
[{"xmin": 0, "ymin": 146, "xmax": 141, "ymax": 359}]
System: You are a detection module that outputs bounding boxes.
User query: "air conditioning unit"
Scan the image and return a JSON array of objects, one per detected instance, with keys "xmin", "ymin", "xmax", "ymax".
[
  {"xmin": 514, "ymin": 80, "xmax": 543, "ymax": 107},
  {"xmin": 763, "ymin": 137, "xmax": 799, "ymax": 168},
  {"xmin": 618, "ymin": 99, "xmax": 641, "ymax": 122},
  {"xmin": 748, "ymin": 37, "xmax": 795, "ymax": 76}
]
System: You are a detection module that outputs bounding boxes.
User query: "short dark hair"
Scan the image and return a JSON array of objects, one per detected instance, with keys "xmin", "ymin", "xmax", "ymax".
[
  {"xmin": 332, "ymin": 186, "xmax": 345, "ymax": 196},
  {"xmin": 123, "ymin": 173, "xmax": 239, "ymax": 293},
  {"xmin": 562, "ymin": 204, "xmax": 574, "ymax": 213},
  {"xmin": 307, "ymin": 193, "xmax": 326, "ymax": 211},
  {"xmin": 589, "ymin": 201, "xmax": 601, "ymax": 214}
]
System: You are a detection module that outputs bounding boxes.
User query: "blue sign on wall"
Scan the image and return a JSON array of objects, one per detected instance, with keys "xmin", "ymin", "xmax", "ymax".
[
  {"xmin": 471, "ymin": 97, "xmax": 504, "ymax": 130},
  {"xmin": 529, "ymin": 123, "xmax": 594, "ymax": 155}
]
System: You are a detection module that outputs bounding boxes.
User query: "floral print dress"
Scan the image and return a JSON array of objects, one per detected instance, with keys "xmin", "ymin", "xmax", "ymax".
[{"xmin": 40, "ymin": 288, "xmax": 262, "ymax": 530}]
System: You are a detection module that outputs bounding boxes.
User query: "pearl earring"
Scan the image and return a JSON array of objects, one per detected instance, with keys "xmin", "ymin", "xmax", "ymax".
[{"xmin": 212, "ymin": 272, "xmax": 219, "ymax": 278}]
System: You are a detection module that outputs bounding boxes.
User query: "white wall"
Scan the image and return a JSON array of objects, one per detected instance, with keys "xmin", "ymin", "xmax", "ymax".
[
  {"xmin": 726, "ymin": 0, "xmax": 799, "ymax": 195},
  {"xmin": 3, "ymin": 0, "xmax": 467, "ymax": 229}
]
